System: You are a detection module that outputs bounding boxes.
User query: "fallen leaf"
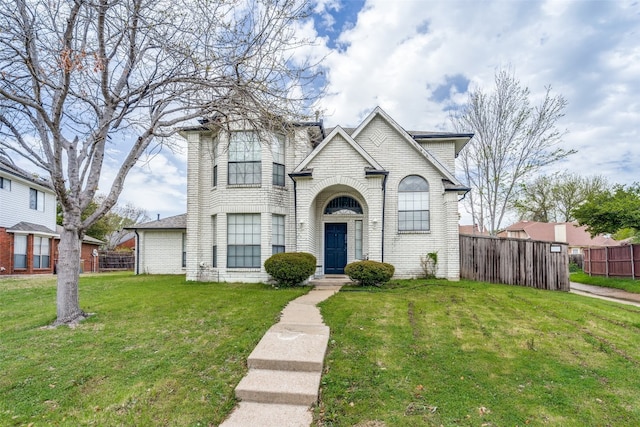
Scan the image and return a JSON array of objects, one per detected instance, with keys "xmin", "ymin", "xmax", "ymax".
[{"xmin": 415, "ymin": 384, "xmax": 424, "ymax": 391}]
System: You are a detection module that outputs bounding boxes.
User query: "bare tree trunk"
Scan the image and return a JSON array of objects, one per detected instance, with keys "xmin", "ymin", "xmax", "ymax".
[{"xmin": 55, "ymin": 228, "xmax": 86, "ymax": 325}]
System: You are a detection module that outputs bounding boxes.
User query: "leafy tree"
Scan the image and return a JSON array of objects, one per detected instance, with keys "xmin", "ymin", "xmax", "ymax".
[
  {"xmin": 57, "ymin": 197, "xmax": 148, "ymax": 247},
  {"xmin": 573, "ymin": 183, "xmax": 640, "ymax": 236},
  {"xmin": 0, "ymin": 0, "xmax": 322, "ymax": 325},
  {"xmin": 452, "ymin": 69, "xmax": 573, "ymax": 234},
  {"xmin": 514, "ymin": 173, "xmax": 608, "ymax": 222}
]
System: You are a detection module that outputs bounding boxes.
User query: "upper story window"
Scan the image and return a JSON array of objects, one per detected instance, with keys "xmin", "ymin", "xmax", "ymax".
[
  {"xmin": 228, "ymin": 131, "xmax": 261, "ymax": 185},
  {"xmin": 272, "ymin": 135, "xmax": 285, "ymax": 187},
  {"xmin": 0, "ymin": 177, "xmax": 11, "ymax": 190},
  {"xmin": 29, "ymin": 188, "xmax": 45, "ymax": 211},
  {"xmin": 398, "ymin": 175, "xmax": 429, "ymax": 231}
]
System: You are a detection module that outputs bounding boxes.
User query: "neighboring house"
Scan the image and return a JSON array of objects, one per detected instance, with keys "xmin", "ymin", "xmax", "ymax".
[
  {"xmin": 459, "ymin": 224, "xmax": 490, "ymax": 236},
  {"xmin": 0, "ymin": 158, "xmax": 57, "ymax": 275},
  {"xmin": 162, "ymin": 106, "xmax": 472, "ymax": 283},
  {"xmin": 500, "ymin": 220, "xmax": 620, "ymax": 254},
  {"xmin": 53, "ymin": 225, "xmax": 104, "ymax": 273},
  {"xmin": 127, "ymin": 214, "xmax": 187, "ymax": 275},
  {"xmin": 113, "ymin": 232, "xmax": 136, "ymax": 251}
]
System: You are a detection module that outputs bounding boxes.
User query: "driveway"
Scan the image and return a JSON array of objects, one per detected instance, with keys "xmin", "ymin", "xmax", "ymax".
[{"xmin": 570, "ymin": 282, "xmax": 640, "ymax": 308}]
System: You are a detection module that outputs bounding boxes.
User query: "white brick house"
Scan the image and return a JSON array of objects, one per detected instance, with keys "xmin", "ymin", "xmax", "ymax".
[{"xmin": 177, "ymin": 107, "xmax": 471, "ymax": 282}]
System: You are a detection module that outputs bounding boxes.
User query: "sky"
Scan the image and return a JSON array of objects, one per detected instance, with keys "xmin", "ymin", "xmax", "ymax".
[{"xmin": 34, "ymin": 0, "xmax": 640, "ymax": 223}]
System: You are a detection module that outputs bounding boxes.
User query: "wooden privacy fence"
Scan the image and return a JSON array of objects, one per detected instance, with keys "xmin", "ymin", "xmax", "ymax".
[
  {"xmin": 99, "ymin": 251, "xmax": 135, "ymax": 271},
  {"xmin": 460, "ymin": 234, "xmax": 570, "ymax": 291},
  {"xmin": 583, "ymin": 244, "xmax": 640, "ymax": 279}
]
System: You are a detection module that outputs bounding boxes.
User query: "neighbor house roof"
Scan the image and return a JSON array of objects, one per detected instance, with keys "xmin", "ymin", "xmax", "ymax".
[
  {"xmin": 501, "ymin": 221, "xmax": 620, "ymax": 247},
  {"xmin": 0, "ymin": 157, "xmax": 53, "ymax": 191},
  {"xmin": 7, "ymin": 222, "xmax": 57, "ymax": 236},
  {"xmin": 128, "ymin": 213, "xmax": 186, "ymax": 230}
]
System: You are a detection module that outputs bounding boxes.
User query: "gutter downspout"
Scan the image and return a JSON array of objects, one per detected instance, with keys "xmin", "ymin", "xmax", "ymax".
[
  {"xmin": 381, "ymin": 173, "xmax": 388, "ymax": 262},
  {"xmin": 134, "ymin": 229, "xmax": 140, "ymax": 275}
]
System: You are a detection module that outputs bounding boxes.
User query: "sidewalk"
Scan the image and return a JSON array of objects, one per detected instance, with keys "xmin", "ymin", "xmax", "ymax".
[
  {"xmin": 570, "ymin": 282, "xmax": 640, "ymax": 308},
  {"xmin": 220, "ymin": 280, "xmax": 345, "ymax": 427}
]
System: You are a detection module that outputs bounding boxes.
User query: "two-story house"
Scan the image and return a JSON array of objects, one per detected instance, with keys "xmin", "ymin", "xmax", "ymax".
[
  {"xmin": 167, "ymin": 107, "xmax": 471, "ymax": 282},
  {"xmin": 0, "ymin": 158, "xmax": 58, "ymax": 275}
]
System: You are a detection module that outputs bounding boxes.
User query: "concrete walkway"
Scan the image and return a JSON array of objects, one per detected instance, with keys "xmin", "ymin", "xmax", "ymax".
[
  {"xmin": 220, "ymin": 278, "xmax": 348, "ymax": 426},
  {"xmin": 570, "ymin": 282, "xmax": 640, "ymax": 308}
]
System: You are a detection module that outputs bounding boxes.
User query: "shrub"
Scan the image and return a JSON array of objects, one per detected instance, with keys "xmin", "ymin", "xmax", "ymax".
[
  {"xmin": 264, "ymin": 252, "xmax": 316, "ymax": 287},
  {"xmin": 345, "ymin": 260, "xmax": 395, "ymax": 287}
]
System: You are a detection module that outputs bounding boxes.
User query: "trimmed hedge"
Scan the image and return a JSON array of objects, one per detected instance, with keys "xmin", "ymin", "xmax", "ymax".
[
  {"xmin": 264, "ymin": 252, "xmax": 316, "ymax": 287},
  {"xmin": 345, "ymin": 260, "xmax": 395, "ymax": 287}
]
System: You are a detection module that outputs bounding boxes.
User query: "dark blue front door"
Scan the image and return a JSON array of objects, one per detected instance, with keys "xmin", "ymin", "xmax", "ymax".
[{"xmin": 325, "ymin": 223, "xmax": 347, "ymax": 274}]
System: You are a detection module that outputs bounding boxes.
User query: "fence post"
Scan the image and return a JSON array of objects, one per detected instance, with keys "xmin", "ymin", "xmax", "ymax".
[
  {"xmin": 605, "ymin": 246, "xmax": 609, "ymax": 278},
  {"xmin": 588, "ymin": 247, "xmax": 592, "ymax": 276}
]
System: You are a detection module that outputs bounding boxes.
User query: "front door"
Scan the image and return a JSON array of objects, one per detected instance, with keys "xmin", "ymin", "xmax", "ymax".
[{"xmin": 325, "ymin": 223, "xmax": 347, "ymax": 274}]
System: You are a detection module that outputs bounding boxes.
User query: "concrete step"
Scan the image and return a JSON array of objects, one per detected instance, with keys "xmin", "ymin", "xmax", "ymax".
[
  {"xmin": 248, "ymin": 324, "xmax": 330, "ymax": 372},
  {"xmin": 235, "ymin": 369, "xmax": 322, "ymax": 406},
  {"xmin": 219, "ymin": 402, "xmax": 312, "ymax": 427}
]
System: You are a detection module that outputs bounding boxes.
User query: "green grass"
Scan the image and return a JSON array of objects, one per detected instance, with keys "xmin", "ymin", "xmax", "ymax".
[
  {"xmin": 0, "ymin": 273, "xmax": 307, "ymax": 426},
  {"xmin": 316, "ymin": 279, "xmax": 640, "ymax": 426},
  {"xmin": 571, "ymin": 271, "xmax": 640, "ymax": 294}
]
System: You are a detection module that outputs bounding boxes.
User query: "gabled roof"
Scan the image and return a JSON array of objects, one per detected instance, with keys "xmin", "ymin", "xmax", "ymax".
[
  {"xmin": 294, "ymin": 107, "xmax": 471, "ymax": 192},
  {"xmin": 128, "ymin": 213, "xmax": 187, "ymax": 230},
  {"xmin": 503, "ymin": 221, "xmax": 621, "ymax": 247},
  {"xmin": 293, "ymin": 126, "xmax": 386, "ymax": 173}
]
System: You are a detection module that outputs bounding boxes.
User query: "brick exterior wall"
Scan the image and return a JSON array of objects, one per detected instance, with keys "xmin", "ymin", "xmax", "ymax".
[{"xmin": 182, "ymin": 108, "xmax": 466, "ymax": 282}]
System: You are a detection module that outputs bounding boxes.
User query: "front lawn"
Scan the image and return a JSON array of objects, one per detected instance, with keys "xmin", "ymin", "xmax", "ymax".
[
  {"xmin": 316, "ymin": 280, "xmax": 640, "ymax": 426},
  {"xmin": 570, "ymin": 271, "xmax": 640, "ymax": 294},
  {"xmin": 0, "ymin": 273, "xmax": 307, "ymax": 426}
]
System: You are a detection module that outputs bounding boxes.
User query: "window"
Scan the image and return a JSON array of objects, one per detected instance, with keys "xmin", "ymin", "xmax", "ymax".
[
  {"xmin": 355, "ymin": 220, "xmax": 363, "ymax": 260},
  {"xmin": 228, "ymin": 131, "xmax": 261, "ymax": 185},
  {"xmin": 324, "ymin": 196, "xmax": 363, "ymax": 214},
  {"xmin": 29, "ymin": 188, "xmax": 44, "ymax": 211},
  {"xmin": 398, "ymin": 175, "xmax": 429, "ymax": 231},
  {"xmin": 227, "ymin": 214, "xmax": 261, "ymax": 268},
  {"xmin": 212, "ymin": 139, "xmax": 218, "ymax": 187},
  {"xmin": 0, "ymin": 177, "xmax": 10, "ymax": 190},
  {"xmin": 33, "ymin": 236, "xmax": 50, "ymax": 269},
  {"xmin": 181, "ymin": 233, "xmax": 187, "ymax": 268},
  {"xmin": 272, "ymin": 135, "xmax": 285, "ymax": 186},
  {"xmin": 272, "ymin": 214, "xmax": 285, "ymax": 254},
  {"xmin": 14, "ymin": 235, "xmax": 27, "ymax": 269},
  {"xmin": 212, "ymin": 215, "xmax": 217, "ymax": 267}
]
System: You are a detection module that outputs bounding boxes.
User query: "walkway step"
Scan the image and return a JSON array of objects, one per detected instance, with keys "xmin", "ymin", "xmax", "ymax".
[
  {"xmin": 235, "ymin": 369, "xmax": 322, "ymax": 405},
  {"xmin": 248, "ymin": 324, "xmax": 330, "ymax": 372},
  {"xmin": 220, "ymin": 402, "xmax": 312, "ymax": 427}
]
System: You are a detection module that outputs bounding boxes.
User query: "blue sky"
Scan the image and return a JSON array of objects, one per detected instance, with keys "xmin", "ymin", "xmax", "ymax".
[{"xmin": 97, "ymin": 0, "xmax": 639, "ymax": 222}]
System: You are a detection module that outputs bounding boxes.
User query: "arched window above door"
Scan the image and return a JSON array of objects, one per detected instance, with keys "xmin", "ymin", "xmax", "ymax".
[{"xmin": 324, "ymin": 196, "xmax": 363, "ymax": 215}]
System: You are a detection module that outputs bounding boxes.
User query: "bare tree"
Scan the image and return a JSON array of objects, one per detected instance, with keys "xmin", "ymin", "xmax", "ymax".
[
  {"xmin": 452, "ymin": 70, "xmax": 573, "ymax": 234},
  {"xmin": 0, "ymin": 0, "xmax": 323, "ymax": 325}
]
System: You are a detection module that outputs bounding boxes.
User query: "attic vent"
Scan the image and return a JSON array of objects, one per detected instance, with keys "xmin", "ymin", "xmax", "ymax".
[
  {"xmin": 324, "ymin": 196, "xmax": 363, "ymax": 215},
  {"xmin": 369, "ymin": 128, "xmax": 386, "ymax": 147}
]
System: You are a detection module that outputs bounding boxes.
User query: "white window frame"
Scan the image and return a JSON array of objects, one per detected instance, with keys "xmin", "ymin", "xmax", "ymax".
[
  {"xmin": 227, "ymin": 214, "xmax": 261, "ymax": 268},
  {"xmin": 228, "ymin": 131, "xmax": 261, "ymax": 185},
  {"xmin": 272, "ymin": 214, "xmax": 285, "ymax": 254},
  {"xmin": 398, "ymin": 175, "xmax": 430, "ymax": 232}
]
